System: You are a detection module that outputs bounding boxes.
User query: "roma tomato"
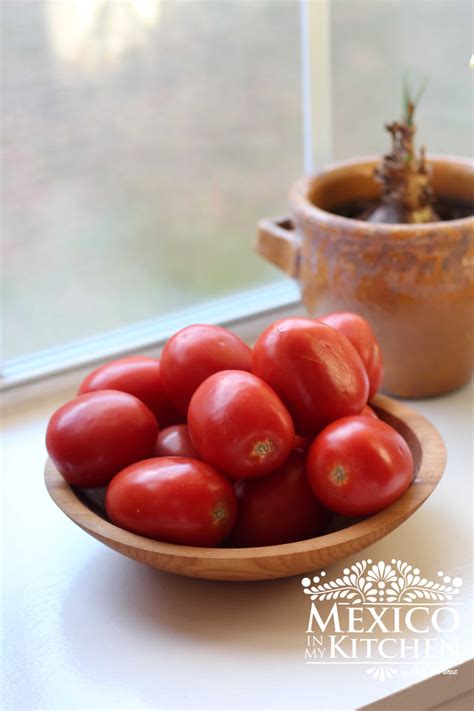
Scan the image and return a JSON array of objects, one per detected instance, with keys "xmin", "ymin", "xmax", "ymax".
[
  {"xmin": 160, "ymin": 324, "xmax": 252, "ymax": 414},
  {"xmin": 78, "ymin": 356, "xmax": 183, "ymax": 429},
  {"xmin": 252, "ymin": 318, "xmax": 369, "ymax": 438},
  {"xmin": 154, "ymin": 424, "xmax": 199, "ymax": 459},
  {"xmin": 306, "ymin": 416, "xmax": 414, "ymax": 516},
  {"xmin": 229, "ymin": 452, "xmax": 330, "ymax": 547},
  {"xmin": 360, "ymin": 404, "xmax": 378, "ymax": 419},
  {"xmin": 46, "ymin": 390, "xmax": 158, "ymax": 488},
  {"xmin": 105, "ymin": 457, "xmax": 237, "ymax": 546},
  {"xmin": 188, "ymin": 370, "xmax": 294, "ymax": 480},
  {"xmin": 319, "ymin": 312, "xmax": 383, "ymax": 398}
]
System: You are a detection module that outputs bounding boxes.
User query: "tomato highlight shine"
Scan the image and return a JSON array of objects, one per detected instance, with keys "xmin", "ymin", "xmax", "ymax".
[
  {"xmin": 78, "ymin": 356, "xmax": 183, "ymax": 428},
  {"xmin": 46, "ymin": 390, "xmax": 159, "ymax": 488},
  {"xmin": 306, "ymin": 416, "xmax": 414, "ymax": 516},
  {"xmin": 252, "ymin": 318, "xmax": 369, "ymax": 438},
  {"xmin": 106, "ymin": 457, "xmax": 237, "ymax": 546},
  {"xmin": 160, "ymin": 324, "xmax": 252, "ymax": 414},
  {"xmin": 154, "ymin": 424, "xmax": 199, "ymax": 459},
  {"xmin": 319, "ymin": 312, "xmax": 384, "ymax": 399},
  {"xmin": 188, "ymin": 370, "xmax": 294, "ymax": 480}
]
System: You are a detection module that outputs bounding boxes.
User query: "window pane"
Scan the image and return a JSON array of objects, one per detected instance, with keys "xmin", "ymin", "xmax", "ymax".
[
  {"xmin": 1, "ymin": 1, "xmax": 302, "ymax": 360},
  {"xmin": 330, "ymin": 0, "xmax": 472, "ymax": 159}
]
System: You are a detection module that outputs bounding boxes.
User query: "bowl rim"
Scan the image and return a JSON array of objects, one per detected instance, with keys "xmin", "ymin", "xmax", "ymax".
[
  {"xmin": 44, "ymin": 393, "xmax": 446, "ymax": 564},
  {"xmin": 288, "ymin": 153, "xmax": 474, "ymax": 236}
]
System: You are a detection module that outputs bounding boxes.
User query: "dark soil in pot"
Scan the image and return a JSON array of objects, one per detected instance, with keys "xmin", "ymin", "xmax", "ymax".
[{"xmin": 331, "ymin": 196, "xmax": 474, "ymax": 222}]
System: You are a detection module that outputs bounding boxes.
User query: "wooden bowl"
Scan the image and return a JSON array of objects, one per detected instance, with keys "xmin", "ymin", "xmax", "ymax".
[{"xmin": 44, "ymin": 394, "xmax": 446, "ymax": 581}]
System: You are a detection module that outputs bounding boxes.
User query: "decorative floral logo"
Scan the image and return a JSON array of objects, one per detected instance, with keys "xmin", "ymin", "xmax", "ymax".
[
  {"xmin": 301, "ymin": 559, "xmax": 463, "ymax": 604},
  {"xmin": 302, "ymin": 560, "xmax": 463, "ymax": 682},
  {"xmin": 366, "ymin": 664, "xmax": 397, "ymax": 681}
]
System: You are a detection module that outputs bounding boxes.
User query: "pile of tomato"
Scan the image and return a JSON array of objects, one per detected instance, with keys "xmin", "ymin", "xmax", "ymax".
[{"xmin": 46, "ymin": 313, "xmax": 414, "ymax": 548}]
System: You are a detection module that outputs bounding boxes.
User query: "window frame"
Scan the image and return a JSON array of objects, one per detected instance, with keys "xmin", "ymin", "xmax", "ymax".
[{"xmin": 0, "ymin": 0, "xmax": 332, "ymax": 396}]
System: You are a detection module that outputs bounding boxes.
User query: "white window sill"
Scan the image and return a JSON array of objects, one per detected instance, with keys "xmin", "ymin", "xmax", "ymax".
[
  {"xmin": 2, "ymin": 299, "xmax": 473, "ymax": 710},
  {"xmin": 1, "ymin": 281, "xmax": 302, "ymax": 408}
]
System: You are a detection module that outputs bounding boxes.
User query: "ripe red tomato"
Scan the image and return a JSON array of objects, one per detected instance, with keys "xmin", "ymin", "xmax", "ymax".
[
  {"xmin": 306, "ymin": 416, "xmax": 414, "ymax": 516},
  {"xmin": 252, "ymin": 318, "xmax": 369, "ymax": 438},
  {"xmin": 46, "ymin": 390, "xmax": 159, "ymax": 488},
  {"xmin": 319, "ymin": 312, "xmax": 383, "ymax": 399},
  {"xmin": 105, "ymin": 457, "xmax": 237, "ymax": 546},
  {"xmin": 78, "ymin": 356, "xmax": 183, "ymax": 429},
  {"xmin": 160, "ymin": 324, "xmax": 252, "ymax": 414},
  {"xmin": 361, "ymin": 404, "xmax": 378, "ymax": 419},
  {"xmin": 154, "ymin": 424, "xmax": 199, "ymax": 459},
  {"xmin": 229, "ymin": 452, "xmax": 330, "ymax": 547},
  {"xmin": 188, "ymin": 370, "xmax": 294, "ymax": 480}
]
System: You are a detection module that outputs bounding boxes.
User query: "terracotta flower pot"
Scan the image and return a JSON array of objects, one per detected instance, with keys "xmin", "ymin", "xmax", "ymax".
[{"xmin": 256, "ymin": 155, "xmax": 474, "ymax": 398}]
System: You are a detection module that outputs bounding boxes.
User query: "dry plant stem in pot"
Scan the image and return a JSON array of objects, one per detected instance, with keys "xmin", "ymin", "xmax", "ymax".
[
  {"xmin": 257, "ymin": 83, "xmax": 473, "ymax": 397},
  {"xmin": 260, "ymin": 154, "xmax": 474, "ymax": 398},
  {"xmin": 366, "ymin": 79, "xmax": 440, "ymax": 224},
  {"xmin": 257, "ymin": 159, "xmax": 474, "ymax": 398}
]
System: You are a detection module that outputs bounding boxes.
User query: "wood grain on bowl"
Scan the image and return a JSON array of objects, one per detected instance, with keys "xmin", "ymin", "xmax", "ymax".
[{"xmin": 44, "ymin": 394, "xmax": 446, "ymax": 581}]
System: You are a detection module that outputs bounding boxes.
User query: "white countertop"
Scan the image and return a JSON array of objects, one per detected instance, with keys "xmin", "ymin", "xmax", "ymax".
[{"xmin": 2, "ymin": 381, "xmax": 473, "ymax": 710}]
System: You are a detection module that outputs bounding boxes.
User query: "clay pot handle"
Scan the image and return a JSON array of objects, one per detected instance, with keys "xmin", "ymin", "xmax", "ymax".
[{"xmin": 256, "ymin": 216, "xmax": 300, "ymax": 278}]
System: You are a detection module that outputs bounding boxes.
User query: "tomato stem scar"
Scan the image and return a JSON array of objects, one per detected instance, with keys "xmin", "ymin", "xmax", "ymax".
[
  {"xmin": 251, "ymin": 439, "xmax": 275, "ymax": 459},
  {"xmin": 213, "ymin": 504, "xmax": 226, "ymax": 522},
  {"xmin": 331, "ymin": 465, "xmax": 347, "ymax": 485}
]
